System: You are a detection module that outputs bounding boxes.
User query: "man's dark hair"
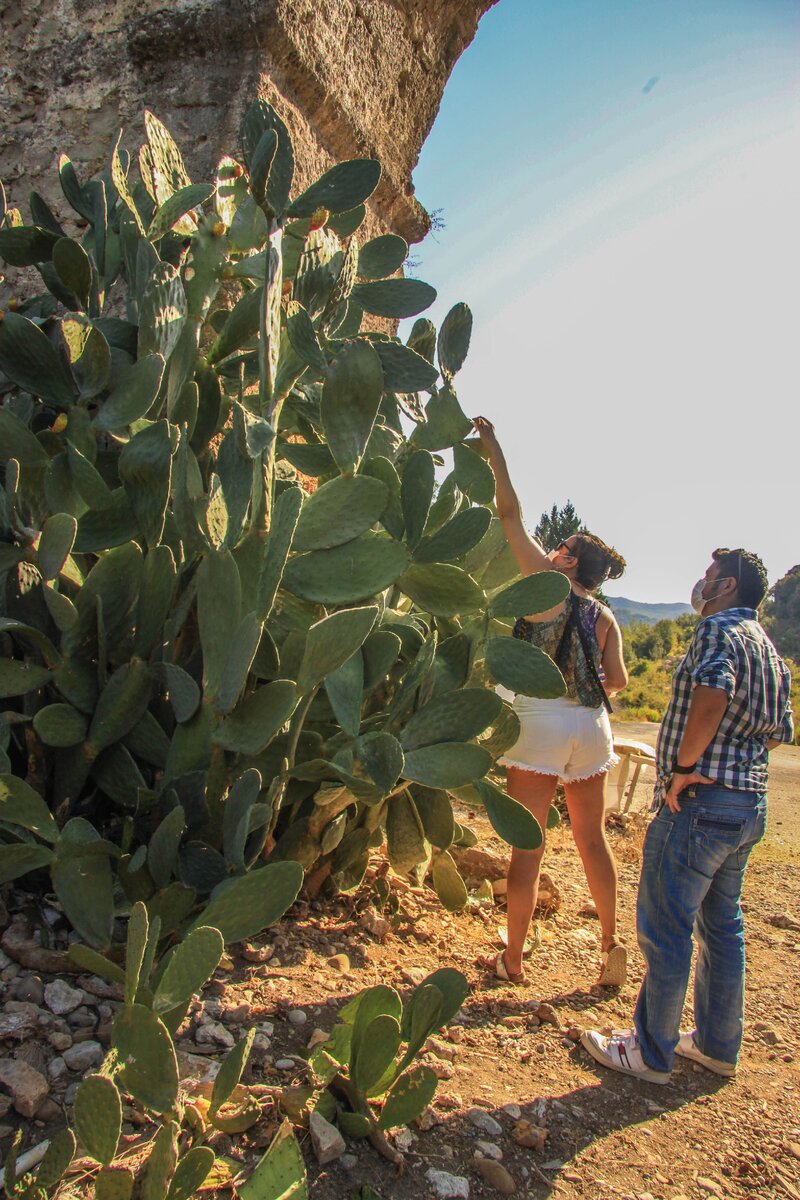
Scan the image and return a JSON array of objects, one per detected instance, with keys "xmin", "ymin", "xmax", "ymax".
[{"xmin": 712, "ymin": 548, "xmax": 769, "ymax": 609}]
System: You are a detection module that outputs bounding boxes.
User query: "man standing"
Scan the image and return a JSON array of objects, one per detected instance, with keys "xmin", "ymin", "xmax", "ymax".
[{"xmin": 581, "ymin": 549, "xmax": 794, "ymax": 1084}]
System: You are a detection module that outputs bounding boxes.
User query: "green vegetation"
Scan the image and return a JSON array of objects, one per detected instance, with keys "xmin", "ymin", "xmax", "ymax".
[
  {"xmin": 0, "ymin": 102, "xmax": 567, "ymax": 934},
  {"xmin": 0, "ymin": 98, "xmax": 569, "ymax": 1192},
  {"xmin": 764, "ymin": 565, "xmax": 800, "ymax": 662},
  {"xmin": 616, "ymin": 614, "xmax": 697, "ymax": 723},
  {"xmin": 534, "ymin": 499, "xmax": 583, "ymax": 551}
]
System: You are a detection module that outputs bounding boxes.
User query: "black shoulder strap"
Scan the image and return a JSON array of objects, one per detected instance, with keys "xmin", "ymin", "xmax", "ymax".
[{"xmin": 569, "ymin": 593, "xmax": 613, "ymax": 714}]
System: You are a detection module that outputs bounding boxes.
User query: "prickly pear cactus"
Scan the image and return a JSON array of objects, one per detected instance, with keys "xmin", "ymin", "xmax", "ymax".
[{"xmin": 0, "ymin": 101, "xmax": 568, "ymax": 939}]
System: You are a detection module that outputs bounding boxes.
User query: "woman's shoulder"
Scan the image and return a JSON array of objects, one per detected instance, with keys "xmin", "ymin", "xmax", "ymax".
[{"xmin": 577, "ymin": 594, "xmax": 614, "ymax": 625}]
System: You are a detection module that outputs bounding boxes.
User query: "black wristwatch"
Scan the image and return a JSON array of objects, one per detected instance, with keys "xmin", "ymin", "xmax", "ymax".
[{"xmin": 672, "ymin": 761, "xmax": 697, "ymax": 775}]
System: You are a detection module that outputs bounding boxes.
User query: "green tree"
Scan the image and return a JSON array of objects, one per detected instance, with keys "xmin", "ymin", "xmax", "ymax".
[
  {"xmin": 763, "ymin": 565, "xmax": 800, "ymax": 660},
  {"xmin": 534, "ymin": 500, "xmax": 584, "ymax": 550}
]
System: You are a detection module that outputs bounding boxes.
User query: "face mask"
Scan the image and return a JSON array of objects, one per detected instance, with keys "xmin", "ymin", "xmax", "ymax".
[
  {"xmin": 690, "ymin": 576, "xmax": 731, "ymax": 615},
  {"xmin": 690, "ymin": 579, "xmax": 708, "ymax": 615}
]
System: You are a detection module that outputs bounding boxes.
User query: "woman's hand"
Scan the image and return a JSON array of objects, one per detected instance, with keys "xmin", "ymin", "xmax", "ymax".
[{"xmin": 472, "ymin": 415, "xmax": 500, "ymax": 451}]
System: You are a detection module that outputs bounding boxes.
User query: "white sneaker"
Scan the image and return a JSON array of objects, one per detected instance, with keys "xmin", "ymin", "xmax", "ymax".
[
  {"xmin": 580, "ymin": 1028, "xmax": 671, "ymax": 1085},
  {"xmin": 675, "ymin": 1030, "xmax": 736, "ymax": 1077}
]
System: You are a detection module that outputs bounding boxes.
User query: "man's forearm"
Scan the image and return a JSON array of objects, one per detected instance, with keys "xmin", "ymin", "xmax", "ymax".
[{"xmin": 676, "ymin": 685, "xmax": 730, "ymax": 766}]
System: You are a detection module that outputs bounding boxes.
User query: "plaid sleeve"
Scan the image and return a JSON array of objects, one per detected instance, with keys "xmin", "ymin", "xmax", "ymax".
[
  {"xmin": 687, "ymin": 619, "xmax": 737, "ymax": 697},
  {"xmin": 775, "ymin": 667, "xmax": 795, "ymax": 743},
  {"xmin": 778, "ymin": 704, "xmax": 795, "ymax": 744}
]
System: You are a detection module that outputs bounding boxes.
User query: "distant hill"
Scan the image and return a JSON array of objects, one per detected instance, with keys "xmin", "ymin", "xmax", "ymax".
[{"xmin": 607, "ymin": 597, "xmax": 692, "ymax": 626}]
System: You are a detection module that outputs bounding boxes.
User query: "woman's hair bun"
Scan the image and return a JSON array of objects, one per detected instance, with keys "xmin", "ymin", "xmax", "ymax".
[
  {"xmin": 605, "ymin": 548, "xmax": 626, "ymax": 580},
  {"xmin": 572, "ymin": 533, "xmax": 626, "ymax": 590}
]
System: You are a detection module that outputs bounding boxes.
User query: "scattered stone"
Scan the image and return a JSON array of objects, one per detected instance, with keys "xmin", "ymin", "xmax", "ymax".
[
  {"xmin": 79, "ymin": 975, "xmax": 123, "ymax": 1001},
  {"xmin": 275, "ymin": 1059, "xmax": 296, "ymax": 1071},
  {"xmin": 67, "ymin": 1006, "xmax": 97, "ymax": 1029},
  {"xmin": 424, "ymin": 1057, "xmax": 454, "ymax": 1081},
  {"xmin": 16, "ymin": 1042, "xmax": 49, "ymax": 1077},
  {"xmin": 475, "ymin": 1159, "xmax": 515, "ymax": 1194},
  {"xmin": 48, "ymin": 1057, "xmax": 68, "ymax": 1085},
  {"xmin": 0, "ymin": 1058, "xmax": 48, "ymax": 1117},
  {"xmin": 177, "ymin": 1050, "xmax": 220, "ymax": 1083},
  {"xmin": 697, "ymin": 1180, "xmax": 723, "ymax": 1197},
  {"xmin": 35, "ymin": 1097, "xmax": 62, "ymax": 1122},
  {"xmin": 511, "ymin": 1120, "xmax": 548, "ymax": 1151},
  {"xmin": 536, "ymin": 1003, "xmax": 561, "ymax": 1029},
  {"xmin": 306, "ymin": 1028, "xmax": 329, "ymax": 1052},
  {"xmin": 645, "ymin": 1099, "xmax": 665, "ymax": 1115},
  {"xmin": 475, "ymin": 1140, "xmax": 503, "ymax": 1160},
  {"xmin": 501, "ymin": 1103, "xmax": 521, "ymax": 1120},
  {"xmin": 44, "ymin": 980, "xmax": 84, "ymax": 1016},
  {"xmin": 467, "ymin": 1108, "xmax": 503, "ymax": 1137},
  {"xmin": 195, "ymin": 1022, "xmax": 235, "ymax": 1049},
  {"xmin": 223, "ymin": 1003, "xmax": 252, "ymax": 1024},
  {"xmin": 5, "ymin": 1000, "xmax": 42, "ymax": 1020},
  {"xmin": 0, "ymin": 1011, "xmax": 37, "ymax": 1041},
  {"xmin": 401, "ymin": 967, "xmax": 426, "ymax": 985},
  {"xmin": 435, "ymin": 1093, "xmax": 463, "ymax": 1110},
  {"xmin": 415, "ymin": 1105, "xmax": 441, "ymax": 1132},
  {"xmin": 327, "ymin": 953, "xmax": 350, "ymax": 972},
  {"xmin": 287, "ymin": 1009, "xmax": 307, "ymax": 1027},
  {"xmin": 11, "ymin": 975, "xmax": 44, "ymax": 1005},
  {"xmin": 309, "ymin": 1110, "xmax": 346, "ymax": 1165},
  {"xmin": 47, "ymin": 1031, "xmax": 73, "ymax": 1053},
  {"xmin": 253, "ymin": 1033, "xmax": 271, "ymax": 1052},
  {"xmin": 340, "ymin": 1153, "xmax": 358, "ymax": 1170},
  {"xmin": 424, "ymin": 1037, "xmax": 457, "ymax": 1062},
  {"xmin": 425, "ymin": 1168, "xmax": 470, "ymax": 1199},
  {"xmin": 393, "ymin": 1127, "xmax": 415, "ymax": 1153},
  {"xmin": 565, "ymin": 1026, "xmax": 582, "ymax": 1042},
  {"xmin": 62, "ymin": 1040, "xmax": 103, "ymax": 1073},
  {"xmin": 242, "ymin": 943, "xmax": 274, "ymax": 963},
  {"xmin": 360, "ymin": 910, "xmax": 390, "ymax": 941}
]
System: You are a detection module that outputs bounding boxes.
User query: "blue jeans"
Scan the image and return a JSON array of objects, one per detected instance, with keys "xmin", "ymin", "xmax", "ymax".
[{"xmin": 634, "ymin": 785, "xmax": 766, "ymax": 1073}]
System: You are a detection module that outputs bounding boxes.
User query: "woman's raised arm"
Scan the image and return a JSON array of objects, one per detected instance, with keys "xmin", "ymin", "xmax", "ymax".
[{"xmin": 472, "ymin": 416, "xmax": 553, "ymax": 578}]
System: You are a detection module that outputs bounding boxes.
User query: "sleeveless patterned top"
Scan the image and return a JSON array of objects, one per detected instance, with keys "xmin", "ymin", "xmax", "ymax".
[{"xmin": 513, "ymin": 594, "xmax": 606, "ymax": 709}]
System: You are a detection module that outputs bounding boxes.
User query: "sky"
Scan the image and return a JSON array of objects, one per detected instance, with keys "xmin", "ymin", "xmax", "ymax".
[{"xmin": 405, "ymin": 0, "xmax": 800, "ymax": 604}]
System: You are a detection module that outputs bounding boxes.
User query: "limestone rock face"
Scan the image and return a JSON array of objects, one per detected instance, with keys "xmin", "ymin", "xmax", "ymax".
[{"xmin": 1, "ymin": 0, "xmax": 498, "ymax": 241}]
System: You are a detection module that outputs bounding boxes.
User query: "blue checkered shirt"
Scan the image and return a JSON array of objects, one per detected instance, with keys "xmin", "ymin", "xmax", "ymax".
[{"xmin": 654, "ymin": 607, "xmax": 794, "ymax": 808}]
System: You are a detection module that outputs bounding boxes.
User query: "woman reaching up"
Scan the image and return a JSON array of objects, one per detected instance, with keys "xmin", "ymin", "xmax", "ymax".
[{"xmin": 473, "ymin": 416, "xmax": 629, "ymax": 988}]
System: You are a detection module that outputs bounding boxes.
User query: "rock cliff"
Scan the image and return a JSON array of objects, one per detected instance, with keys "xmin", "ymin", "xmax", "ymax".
[{"xmin": 1, "ymin": 0, "xmax": 498, "ymax": 241}]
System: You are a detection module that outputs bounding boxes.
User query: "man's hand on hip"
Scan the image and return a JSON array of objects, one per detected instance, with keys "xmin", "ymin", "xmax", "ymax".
[{"xmin": 665, "ymin": 771, "xmax": 715, "ymax": 812}]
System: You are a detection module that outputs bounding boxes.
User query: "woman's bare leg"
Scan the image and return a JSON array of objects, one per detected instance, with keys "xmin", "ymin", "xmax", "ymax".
[
  {"xmin": 563, "ymin": 773, "xmax": 619, "ymax": 951},
  {"xmin": 503, "ymin": 767, "xmax": 559, "ymax": 977}
]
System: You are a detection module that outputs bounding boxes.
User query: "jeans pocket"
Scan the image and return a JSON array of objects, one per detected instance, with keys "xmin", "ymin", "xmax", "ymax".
[{"xmin": 688, "ymin": 813, "xmax": 746, "ymax": 877}]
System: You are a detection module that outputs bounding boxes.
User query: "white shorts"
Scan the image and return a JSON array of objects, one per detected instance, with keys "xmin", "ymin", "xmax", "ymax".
[{"xmin": 499, "ymin": 695, "xmax": 618, "ymax": 783}]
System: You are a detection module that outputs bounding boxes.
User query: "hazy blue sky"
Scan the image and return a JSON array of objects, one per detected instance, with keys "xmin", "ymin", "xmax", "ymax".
[{"xmin": 406, "ymin": 0, "xmax": 799, "ymax": 603}]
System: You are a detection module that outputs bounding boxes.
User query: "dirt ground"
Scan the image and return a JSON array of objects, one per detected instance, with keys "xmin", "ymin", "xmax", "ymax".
[
  {"xmin": 237, "ymin": 722, "xmax": 800, "ymax": 1200},
  {"xmin": 2, "ymin": 723, "xmax": 798, "ymax": 1200}
]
